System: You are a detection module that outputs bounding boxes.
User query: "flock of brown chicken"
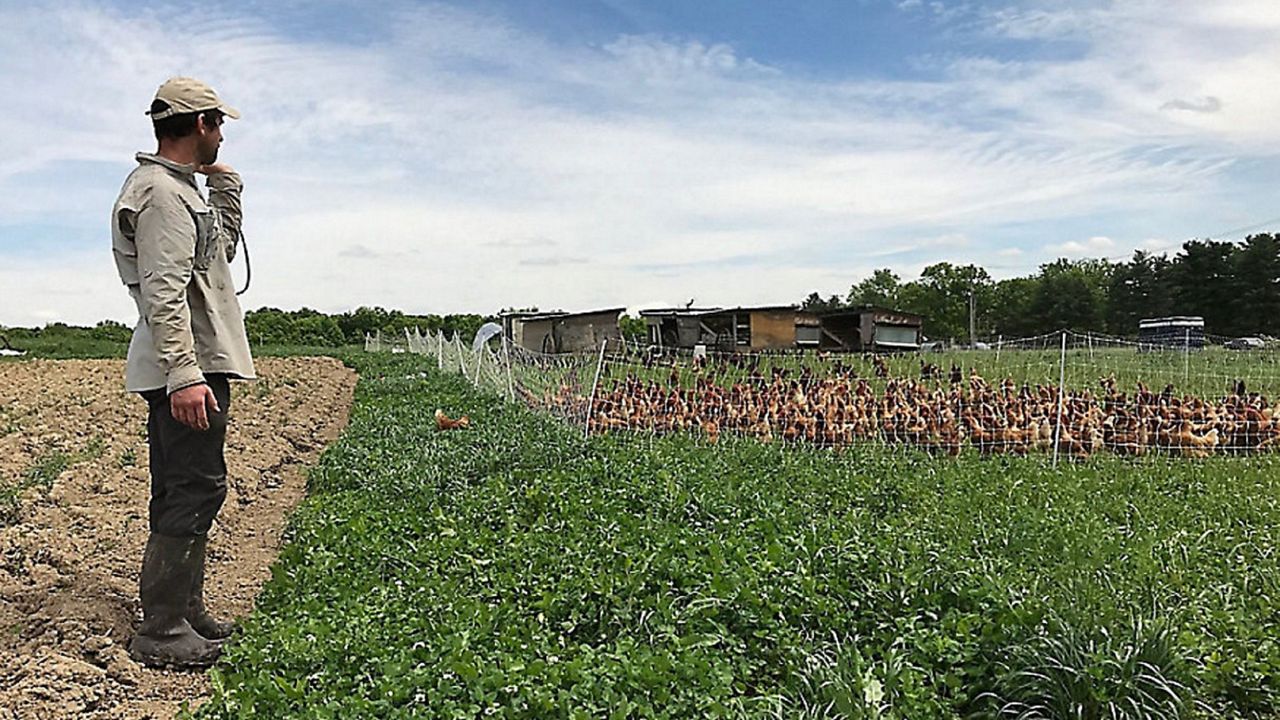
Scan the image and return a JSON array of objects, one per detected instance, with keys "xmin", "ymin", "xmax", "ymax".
[{"xmin": 568, "ymin": 357, "xmax": 1280, "ymax": 459}]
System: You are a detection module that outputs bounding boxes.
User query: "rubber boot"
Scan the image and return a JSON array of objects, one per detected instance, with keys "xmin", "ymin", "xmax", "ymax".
[
  {"xmin": 129, "ymin": 533, "xmax": 223, "ymax": 669},
  {"xmin": 188, "ymin": 533, "xmax": 237, "ymax": 641}
]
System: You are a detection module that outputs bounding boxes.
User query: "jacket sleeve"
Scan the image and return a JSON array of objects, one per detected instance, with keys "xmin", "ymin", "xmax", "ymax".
[
  {"xmin": 135, "ymin": 192, "xmax": 205, "ymax": 394},
  {"xmin": 207, "ymin": 171, "xmax": 244, "ymax": 262}
]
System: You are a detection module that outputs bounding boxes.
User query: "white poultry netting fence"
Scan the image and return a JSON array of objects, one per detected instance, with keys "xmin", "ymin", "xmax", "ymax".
[
  {"xmin": 374, "ymin": 327, "xmax": 600, "ymax": 430},
  {"xmin": 376, "ymin": 327, "xmax": 1280, "ymax": 464}
]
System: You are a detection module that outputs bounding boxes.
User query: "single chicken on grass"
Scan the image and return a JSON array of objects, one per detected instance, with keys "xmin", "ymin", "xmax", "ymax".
[{"xmin": 435, "ymin": 409, "xmax": 471, "ymax": 431}]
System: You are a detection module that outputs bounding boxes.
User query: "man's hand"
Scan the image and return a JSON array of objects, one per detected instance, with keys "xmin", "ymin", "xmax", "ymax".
[
  {"xmin": 197, "ymin": 163, "xmax": 235, "ymax": 175},
  {"xmin": 170, "ymin": 384, "xmax": 221, "ymax": 431}
]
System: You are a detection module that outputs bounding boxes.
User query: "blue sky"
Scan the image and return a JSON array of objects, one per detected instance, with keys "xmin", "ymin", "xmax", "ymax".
[{"xmin": 2, "ymin": 0, "xmax": 1279, "ymax": 326}]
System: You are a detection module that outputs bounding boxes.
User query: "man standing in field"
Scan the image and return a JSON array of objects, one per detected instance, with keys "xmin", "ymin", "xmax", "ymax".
[{"xmin": 110, "ymin": 77, "xmax": 255, "ymax": 668}]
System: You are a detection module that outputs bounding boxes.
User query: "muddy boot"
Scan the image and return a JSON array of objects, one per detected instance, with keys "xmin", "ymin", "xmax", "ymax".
[
  {"xmin": 129, "ymin": 533, "xmax": 222, "ymax": 669},
  {"xmin": 187, "ymin": 533, "xmax": 237, "ymax": 641}
]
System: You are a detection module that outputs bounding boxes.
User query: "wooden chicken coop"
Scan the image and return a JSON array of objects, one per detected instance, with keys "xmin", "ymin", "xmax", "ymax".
[
  {"xmin": 501, "ymin": 308, "xmax": 624, "ymax": 354},
  {"xmin": 817, "ymin": 306, "xmax": 923, "ymax": 352},
  {"xmin": 641, "ymin": 305, "xmax": 824, "ymax": 352}
]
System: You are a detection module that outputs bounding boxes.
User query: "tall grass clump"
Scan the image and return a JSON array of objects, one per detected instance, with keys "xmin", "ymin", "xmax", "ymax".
[{"xmin": 983, "ymin": 618, "xmax": 1196, "ymax": 720}]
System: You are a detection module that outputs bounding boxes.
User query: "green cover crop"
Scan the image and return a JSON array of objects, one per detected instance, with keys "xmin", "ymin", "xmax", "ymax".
[{"xmin": 199, "ymin": 354, "xmax": 1280, "ymax": 719}]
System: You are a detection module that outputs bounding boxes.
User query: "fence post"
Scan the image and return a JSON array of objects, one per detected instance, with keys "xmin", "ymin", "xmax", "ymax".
[
  {"xmin": 455, "ymin": 333, "xmax": 469, "ymax": 380},
  {"xmin": 1183, "ymin": 327, "xmax": 1190, "ymax": 387},
  {"xmin": 995, "ymin": 334, "xmax": 1003, "ymax": 364},
  {"xmin": 1052, "ymin": 330, "xmax": 1067, "ymax": 469},
  {"xmin": 472, "ymin": 342, "xmax": 486, "ymax": 388},
  {"xmin": 502, "ymin": 333, "xmax": 516, "ymax": 402},
  {"xmin": 584, "ymin": 338, "xmax": 608, "ymax": 439},
  {"xmin": 437, "ymin": 330, "xmax": 444, "ymax": 370}
]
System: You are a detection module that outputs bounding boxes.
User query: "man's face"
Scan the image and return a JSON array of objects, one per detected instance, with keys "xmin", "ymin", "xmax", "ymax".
[{"xmin": 197, "ymin": 113, "xmax": 223, "ymax": 165}]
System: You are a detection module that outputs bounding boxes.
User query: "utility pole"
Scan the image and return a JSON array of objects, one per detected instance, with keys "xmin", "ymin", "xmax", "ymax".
[{"xmin": 968, "ymin": 287, "xmax": 976, "ymax": 349}]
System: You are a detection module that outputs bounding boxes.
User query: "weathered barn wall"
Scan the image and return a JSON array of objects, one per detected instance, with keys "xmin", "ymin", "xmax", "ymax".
[
  {"xmin": 516, "ymin": 318, "xmax": 556, "ymax": 352},
  {"xmin": 750, "ymin": 311, "xmax": 797, "ymax": 350},
  {"xmin": 555, "ymin": 311, "xmax": 622, "ymax": 353},
  {"xmin": 678, "ymin": 318, "xmax": 705, "ymax": 346},
  {"xmin": 871, "ymin": 310, "xmax": 922, "ymax": 328}
]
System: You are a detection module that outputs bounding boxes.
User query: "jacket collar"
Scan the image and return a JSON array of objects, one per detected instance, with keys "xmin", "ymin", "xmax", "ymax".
[{"xmin": 136, "ymin": 152, "xmax": 198, "ymax": 187}]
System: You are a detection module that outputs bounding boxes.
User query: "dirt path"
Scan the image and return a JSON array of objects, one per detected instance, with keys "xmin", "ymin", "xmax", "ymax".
[{"xmin": 0, "ymin": 357, "xmax": 357, "ymax": 719}]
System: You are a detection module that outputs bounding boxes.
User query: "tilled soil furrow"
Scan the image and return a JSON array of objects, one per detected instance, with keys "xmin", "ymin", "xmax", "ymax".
[{"xmin": 0, "ymin": 357, "xmax": 357, "ymax": 720}]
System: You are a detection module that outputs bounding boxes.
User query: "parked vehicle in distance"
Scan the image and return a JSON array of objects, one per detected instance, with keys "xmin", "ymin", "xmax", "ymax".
[
  {"xmin": 918, "ymin": 340, "xmax": 991, "ymax": 352},
  {"xmin": 1224, "ymin": 336, "xmax": 1265, "ymax": 350}
]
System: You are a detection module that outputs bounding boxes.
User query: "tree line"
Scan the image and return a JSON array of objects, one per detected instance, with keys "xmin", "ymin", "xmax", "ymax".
[
  {"xmin": 6, "ymin": 234, "xmax": 1276, "ymax": 352},
  {"xmin": 243, "ymin": 306, "xmax": 491, "ymax": 346},
  {"xmin": 0, "ymin": 308, "xmax": 493, "ymax": 354},
  {"xmin": 243, "ymin": 308, "xmax": 649, "ymax": 346},
  {"xmin": 802, "ymin": 234, "xmax": 1280, "ymax": 342}
]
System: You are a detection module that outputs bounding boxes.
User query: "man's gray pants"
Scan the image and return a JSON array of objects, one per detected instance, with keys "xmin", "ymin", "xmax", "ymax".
[{"xmin": 141, "ymin": 374, "xmax": 230, "ymax": 536}]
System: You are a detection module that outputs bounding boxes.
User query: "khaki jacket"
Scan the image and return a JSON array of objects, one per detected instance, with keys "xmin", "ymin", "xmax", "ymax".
[{"xmin": 112, "ymin": 153, "xmax": 255, "ymax": 394}]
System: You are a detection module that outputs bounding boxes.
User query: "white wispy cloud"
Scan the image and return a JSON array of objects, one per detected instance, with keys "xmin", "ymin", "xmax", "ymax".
[
  {"xmin": 1, "ymin": 0, "xmax": 1278, "ymax": 326},
  {"xmin": 976, "ymin": 1, "xmax": 1280, "ymax": 149},
  {"xmin": 1048, "ymin": 235, "xmax": 1116, "ymax": 257},
  {"xmin": 1137, "ymin": 237, "xmax": 1182, "ymax": 255},
  {"xmin": 987, "ymin": 6, "xmax": 1108, "ymax": 40}
]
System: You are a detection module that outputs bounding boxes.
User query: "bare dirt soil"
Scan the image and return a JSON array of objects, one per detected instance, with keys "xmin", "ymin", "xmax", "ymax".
[{"xmin": 0, "ymin": 357, "xmax": 357, "ymax": 719}]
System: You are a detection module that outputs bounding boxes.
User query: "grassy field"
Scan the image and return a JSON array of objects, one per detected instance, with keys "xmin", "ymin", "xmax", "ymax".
[
  {"xmin": 1, "ymin": 326, "xmax": 131, "ymax": 359},
  {"xmin": 0, "ymin": 332, "xmax": 362, "ymax": 362},
  {"xmin": 197, "ymin": 353, "xmax": 1280, "ymax": 719}
]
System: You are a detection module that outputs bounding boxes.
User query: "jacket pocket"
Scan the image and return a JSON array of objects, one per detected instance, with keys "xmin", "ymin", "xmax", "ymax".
[{"xmin": 192, "ymin": 209, "xmax": 220, "ymax": 271}]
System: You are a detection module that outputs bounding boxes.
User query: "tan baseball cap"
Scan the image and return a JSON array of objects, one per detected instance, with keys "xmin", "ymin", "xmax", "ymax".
[{"xmin": 146, "ymin": 76, "xmax": 241, "ymax": 120}]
